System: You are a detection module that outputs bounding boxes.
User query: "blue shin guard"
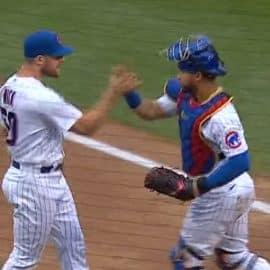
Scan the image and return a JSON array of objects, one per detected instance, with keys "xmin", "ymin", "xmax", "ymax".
[
  {"xmin": 170, "ymin": 238, "xmax": 204, "ymax": 270},
  {"xmin": 170, "ymin": 247, "xmax": 185, "ymax": 270},
  {"xmin": 173, "ymin": 260, "xmax": 185, "ymax": 270}
]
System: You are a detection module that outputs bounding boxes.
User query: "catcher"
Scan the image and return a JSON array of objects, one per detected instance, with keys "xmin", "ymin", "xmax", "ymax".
[{"xmin": 123, "ymin": 35, "xmax": 270, "ymax": 269}]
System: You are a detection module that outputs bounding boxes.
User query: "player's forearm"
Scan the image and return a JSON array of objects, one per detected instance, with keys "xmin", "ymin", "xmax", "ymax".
[
  {"xmin": 134, "ymin": 99, "xmax": 166, "ymax": 120},
  {"xmin": 71, "ymin": 66, "xmax": 142, "ymax": 135},
  {"xmin": 196, "ymin": 151, "xmax": 250, "ymax": 194},
  {"xmin": 71, "ymin": 88, "xmax": 119, "ymax": 135},
  {"xmin": 124, "ymin": 91, "xmax": 166, "ymax": 120}
]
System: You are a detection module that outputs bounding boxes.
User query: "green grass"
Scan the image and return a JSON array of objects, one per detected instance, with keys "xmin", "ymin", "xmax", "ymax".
[{"xmin": 1, "ymin": 0, "xmax": 270, "ymax": 173}]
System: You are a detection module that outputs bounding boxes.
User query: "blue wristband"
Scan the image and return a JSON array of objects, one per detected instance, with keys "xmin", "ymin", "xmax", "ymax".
[{"xmin": 124, "ymin": 90, "xmax": 142, "ymax": 109}]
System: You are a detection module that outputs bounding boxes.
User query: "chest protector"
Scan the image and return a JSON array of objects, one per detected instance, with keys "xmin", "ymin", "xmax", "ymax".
[{"xmin": 177, "ymin": 91, "xmax": 232, "ymax": 176}]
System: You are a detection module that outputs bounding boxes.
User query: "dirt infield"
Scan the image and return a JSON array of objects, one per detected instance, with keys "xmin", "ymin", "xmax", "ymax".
[{"xmin": 0, "ymin": 122, "xmax": 269, "ymax": 269}]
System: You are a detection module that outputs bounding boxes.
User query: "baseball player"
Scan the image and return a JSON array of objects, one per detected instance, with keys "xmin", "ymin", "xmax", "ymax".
[
  {"xmin": 0, "ymin": 30, "xmax": 140, "ymax": 270},
  {"xmin": 123, "ymin": 35, "xmax": 270, "ymax": 269}
]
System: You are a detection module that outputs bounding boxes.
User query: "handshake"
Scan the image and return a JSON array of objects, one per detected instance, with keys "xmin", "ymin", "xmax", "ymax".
[{"xmin": 107, "ymin": 65, "xmax": 142, "ymax": 96}]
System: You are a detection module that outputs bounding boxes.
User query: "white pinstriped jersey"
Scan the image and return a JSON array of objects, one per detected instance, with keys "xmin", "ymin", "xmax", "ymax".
[
  {"xmin": 0, "ymin": 75, "xmax": 82, "ymax": 165},
  {"xmin": 156, "ymin": 93, "xmax": 248, "ymax": 158}
]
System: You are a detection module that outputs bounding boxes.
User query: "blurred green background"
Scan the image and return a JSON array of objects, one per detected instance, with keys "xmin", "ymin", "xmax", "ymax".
[{"xmin": 1, "ymin": 0, "xmax": 270, "ymax": 173}]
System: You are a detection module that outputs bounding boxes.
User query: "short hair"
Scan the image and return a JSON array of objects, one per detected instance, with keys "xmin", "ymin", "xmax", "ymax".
[{"xmin": 24, "ymin": 57, "xmax": 36, "ymax": 63}]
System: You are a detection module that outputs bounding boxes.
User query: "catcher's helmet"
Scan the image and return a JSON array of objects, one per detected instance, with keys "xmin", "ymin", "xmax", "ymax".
[{"xmin": 163, "ymin": 35, "xmax": 226, "ymax": 76}]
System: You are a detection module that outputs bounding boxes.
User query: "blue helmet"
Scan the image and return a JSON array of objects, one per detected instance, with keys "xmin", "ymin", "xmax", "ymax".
[{"xmin": 162, "ymin": 35, "xmax": 227, "ymax": 76}]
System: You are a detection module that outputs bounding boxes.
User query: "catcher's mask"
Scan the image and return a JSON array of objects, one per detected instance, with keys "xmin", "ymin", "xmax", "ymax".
[{"xmin": 160, "ymin": 35, "xmax": 227, "ymax": 77}]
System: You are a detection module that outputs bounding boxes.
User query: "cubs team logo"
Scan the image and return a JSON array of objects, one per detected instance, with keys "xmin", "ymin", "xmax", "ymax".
[{"xmin": 225, "ymin": 131, "xmax": 242, "ymax": 149}]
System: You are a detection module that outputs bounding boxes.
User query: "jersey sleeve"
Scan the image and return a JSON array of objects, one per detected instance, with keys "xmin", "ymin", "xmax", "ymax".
[
  {"xmin": 156, "ymin": 78, "xmax": 182, "ymax": 116},
  {"xmin": 201, "ymin": 103, "xmax": 248, "ymax": 158},
  {"xmin": 46, "ymin": 98, "xmax": 82, "ymax": 132},
  {"xmin": 23, "ymin": 88, "xmax": 82, "ymax": 133},
  {"xmin": 156, "ymin": 94, "xmax": 178, "ymax": 116}
]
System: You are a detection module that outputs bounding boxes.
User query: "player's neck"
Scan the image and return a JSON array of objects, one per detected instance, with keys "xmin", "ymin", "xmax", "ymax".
[
  {"xmin": 194, "ymin": 80, "xmax": 219, "ymax": 103},
  {"xmin": 17, "ymin": 63, "xmax": 43, "ymax": 81}
]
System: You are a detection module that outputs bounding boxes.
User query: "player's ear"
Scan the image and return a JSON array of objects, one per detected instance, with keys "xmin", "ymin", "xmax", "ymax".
[
  {"xmin": 35, "ymin": 55, "xmax": 46, "ymax": 66},
  {"xmin": 194, "ymin": 72, "xmax": 202, "ymax": 81}
]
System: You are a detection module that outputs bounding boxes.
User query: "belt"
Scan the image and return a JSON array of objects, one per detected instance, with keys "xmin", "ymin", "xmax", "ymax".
[{"xmin": 12, "ymin": 160, "xmax": 62, "ymax": 173}]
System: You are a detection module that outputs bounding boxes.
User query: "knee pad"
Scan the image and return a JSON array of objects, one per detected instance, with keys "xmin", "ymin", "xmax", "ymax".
[
  {"xmin": 215, "ymin": 248, "xmax": 259, "ymax": 270},
  {"xmin": 170, "ymin": 239, "xmax": 204, "ymax": 270},
  {"xmin": 252, "ymin": 257, "xmax": 270, "ymax": 270}
]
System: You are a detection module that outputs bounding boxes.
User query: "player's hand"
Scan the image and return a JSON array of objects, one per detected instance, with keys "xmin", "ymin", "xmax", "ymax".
[{"xmin": 108, "ymin": 65, "xmax": 143, "ymax": 95}]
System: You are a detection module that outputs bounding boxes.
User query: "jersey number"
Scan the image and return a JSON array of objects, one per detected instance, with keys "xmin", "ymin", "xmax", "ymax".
[{"xmin": 0, "ymin": 107, "xmax": 17, "ymax": 146}]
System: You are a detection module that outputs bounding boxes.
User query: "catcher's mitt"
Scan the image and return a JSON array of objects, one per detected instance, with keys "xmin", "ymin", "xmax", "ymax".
[{"xmin": 144, "ymin": 167, "xmax": 199, "ymax": 201}]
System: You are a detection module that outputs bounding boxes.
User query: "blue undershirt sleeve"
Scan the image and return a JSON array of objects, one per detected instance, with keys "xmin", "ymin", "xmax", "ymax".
[{"xmin": 203, "ymin": 151, "xmax": 250, "ymax": 191}]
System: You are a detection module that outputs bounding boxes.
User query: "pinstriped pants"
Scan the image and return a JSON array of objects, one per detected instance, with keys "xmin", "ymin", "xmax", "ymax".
[
  {"xmin": 180, "ymin": 173, "xmax": 256, "ymax": 268},
  {"xmin": 1, "ymin": 166, "xmax": 89, "ymax": 270}
]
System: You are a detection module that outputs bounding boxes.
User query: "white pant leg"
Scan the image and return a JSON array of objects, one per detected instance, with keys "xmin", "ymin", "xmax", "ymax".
[
  {"xmin": 50, "ymin": 174, "xmax": 89, "ymax": 270},
  {"xmin": 218, "ymin": 174, "xmax": 255, "ymax": 253},
  {"xmin": 217, "ymin": 175, "xmax": 270, "ymax": 269},
  {"xmin": 216, "ymin": 213, "xmax": 270, "ymax": 270},
  {"xmin": 180, "ymin": 173, "xmax": 256, "ymax": 268},
  {"xmin": 1, "ymin": 166, "xmax": 58, "ymax": 270}
]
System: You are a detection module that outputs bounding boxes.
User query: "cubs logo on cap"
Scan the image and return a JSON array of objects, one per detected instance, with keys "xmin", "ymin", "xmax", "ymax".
[{"xmin": 225, "ymin": 131, "xmax": 242, "ymax": 149}]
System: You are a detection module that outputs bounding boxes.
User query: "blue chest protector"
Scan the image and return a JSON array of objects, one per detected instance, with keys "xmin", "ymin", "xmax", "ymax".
[
  {"xmin": 178, "ymin": 91, "xmax": 231, "ymax": 176},
  {"xmin": 164, "ymin": 78, "xmax": 232, "ymax": 176}
]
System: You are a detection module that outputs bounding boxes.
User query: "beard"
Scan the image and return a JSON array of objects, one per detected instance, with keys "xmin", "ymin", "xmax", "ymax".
[
  {"xmin": 181, "ymin": 84, "xmax": 199, "ymax": 100},
  {"xmin": 181, "ymin": 86, "xmax": 191, "ymax": 93},
  {"xmin": 181, "ymin": 83, "xmax": 196, "ymax": 93},
  {"xmin": 41, "ymin": 63, "xmax": 60, "ymax": 78}
]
